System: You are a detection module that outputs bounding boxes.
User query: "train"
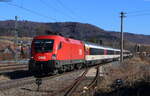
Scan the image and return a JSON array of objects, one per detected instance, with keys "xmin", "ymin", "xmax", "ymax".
[{"xmin": 29, "ymin": 35, "xmax": 132, "ymax": 75}]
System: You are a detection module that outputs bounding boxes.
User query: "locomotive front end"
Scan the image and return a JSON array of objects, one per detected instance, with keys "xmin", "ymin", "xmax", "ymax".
[{"xmin": 29, "ymin": 35, "xmax": 58, "ymax": 75}]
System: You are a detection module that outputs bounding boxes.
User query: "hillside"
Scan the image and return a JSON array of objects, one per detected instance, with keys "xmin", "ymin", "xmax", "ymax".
[
  {"xmin": 0, "ymin": 20, "xmax": 150, "ymax": 47},
  {"xmin": 109, "ymin": 31, "xmax": 150, "ymax": 45}
]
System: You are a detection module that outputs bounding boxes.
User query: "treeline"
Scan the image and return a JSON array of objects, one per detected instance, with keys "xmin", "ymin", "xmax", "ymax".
[{"xmin": 0, "ymin": 20, "xmax": 150, "ymax": 50}]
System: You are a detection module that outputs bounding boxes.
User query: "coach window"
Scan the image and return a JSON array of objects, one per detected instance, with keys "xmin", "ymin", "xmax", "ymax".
[
  {"xmin": 58, "ymin": 42, "xmax": 62, "ymax": 50},
  {"xmin": 108, "ymin": 50, "xmax": 114, "ymax": 55},
  {"xmin": 116, "ymin": 51, "xmax": 120, "ymax": 55},
  {"xmin": 90, "ymin": 48, "xmax": 104, "ymax": 55}
]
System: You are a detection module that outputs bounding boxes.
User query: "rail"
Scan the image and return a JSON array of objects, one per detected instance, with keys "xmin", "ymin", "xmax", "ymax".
[
  {"xmin": 0, "ymin": 63, "xmax": 28, "ymax": 73},
  {"xmin": 63, "ymin": 68, "xmax": 89, "ymax": 96},
  {"xmin": 86, "ymin": 65, "xmax": 100, "ymax": 89},
  {"xmin": 0, "ymin": 68, "xmax": 87, "ymax": 91}
]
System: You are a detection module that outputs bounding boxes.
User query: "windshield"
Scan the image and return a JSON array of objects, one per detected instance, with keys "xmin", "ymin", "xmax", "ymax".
[{"xmin": 34, "ymin": 39, "xmax": 54, "ymax": 52}]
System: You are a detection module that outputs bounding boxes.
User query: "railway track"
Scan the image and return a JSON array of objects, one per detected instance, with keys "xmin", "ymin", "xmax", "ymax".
[
  {"xmin": 0, "ymin": 74, "xmax": 63, "ymax": 91},
  {"xmin": 79, "ymin": 65, "xmax": 101, "ymax": 96},
  {"xmin": 0, "ymin": 63, "xmax": 28, "ymax": 73},
  {"xmin": 0, "ymin": 63, "xmax": 27, "ymax": 67},
  {"xmin": 0, "ymin": 61, "xmax": 116, "ymax": 96},
  {"xmin": 0, "ymin": 76, "xmax": 34, "ymax": 90},
  {"xmin": 0, "ymin": 68, "xmax": 88, "ymax": 91},
  {"xmin": 86, "ymin": 65, "xmax": 100, "ymax": 90},
  {"xmin": 64, "ymin": 65, "xmax": 100, "ymax": 96},
  {"xmin": 64, "ymin": 68, "xmax": 89, "ymax": 96},
  {"xmin": 49, "ymin": 65, "xmax": 101, "ymax": 96},
  {"xmin": 0, "ymin": 60, "xmax": 29, "ymax": 64},
  {"xmin": 47, "ymin": 68, "xmax": 89, "ymax": 96}
]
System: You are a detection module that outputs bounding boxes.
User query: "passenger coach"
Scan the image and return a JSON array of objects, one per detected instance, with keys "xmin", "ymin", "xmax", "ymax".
[{"xmin": 84, "ymin": 42, "xmax": 120, "ymax": 65}]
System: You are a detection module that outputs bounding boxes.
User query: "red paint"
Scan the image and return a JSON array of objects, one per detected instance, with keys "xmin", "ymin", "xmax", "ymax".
[
  {"xmin": 104, "ymin": 49, "xmax": 107, "ymax": 55},
  {"xmin": 31, "ymin": 35, "xmax": 85, "ymax": 61}
]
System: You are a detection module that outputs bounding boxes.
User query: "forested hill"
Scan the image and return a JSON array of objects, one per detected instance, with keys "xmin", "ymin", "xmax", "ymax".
[{"xmin": 0, "ymin": 20, "xmax": 150, "ymax": 45}]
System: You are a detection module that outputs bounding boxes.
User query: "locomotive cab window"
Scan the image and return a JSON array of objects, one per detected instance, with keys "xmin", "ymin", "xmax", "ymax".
[{"xmin": 34, "ymin": 39, "xmax": 54, "ymax": 52}]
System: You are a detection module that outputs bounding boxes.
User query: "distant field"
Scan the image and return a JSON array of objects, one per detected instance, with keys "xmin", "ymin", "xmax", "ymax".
[{"xmin": 0, "ymin": 36, "xmax": 33, "ymax": 41}]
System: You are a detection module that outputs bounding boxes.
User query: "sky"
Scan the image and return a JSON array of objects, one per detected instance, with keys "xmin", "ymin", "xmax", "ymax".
[{"xmin": 0, "ymin": 0, "xmax": 150, "ymax": 35}]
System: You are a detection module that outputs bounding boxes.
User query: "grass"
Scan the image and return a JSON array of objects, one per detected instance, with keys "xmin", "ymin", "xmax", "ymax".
[{"xmin": 97, "ymin": 56, "xmax": 150, "ymax": 93}]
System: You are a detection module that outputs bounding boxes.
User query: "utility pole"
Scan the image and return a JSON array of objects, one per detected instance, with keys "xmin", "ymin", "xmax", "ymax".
[
  {"xmin": 14, "ymin": 16, "xmax": 18, "ymax": 63},
  {"xmin": 120, "ymin": 12, "xmax": 126, "ymax": 63}
]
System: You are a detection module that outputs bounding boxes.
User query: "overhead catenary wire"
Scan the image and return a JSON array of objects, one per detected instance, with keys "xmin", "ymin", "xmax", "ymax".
[
  {"xmin": 56, "ymin": 0, "xmax": 76, "ymax": 16},
  {"xmin": 127, "ymin": 12, "xmax": 150, "ymax": 17},
  {"xmin": 127, "ymin": 9, "xmax": 150, "ymax": 14},
  {"xmin": 55, "ymin": 0, "xmax": 86, "ymax": 21},
  {"xmin": 0, "ymin": 16, "xmax": 10, "ymax": 20},
  {"xmin": 20, "ymin": 0, "xmax": 24, "ymax": 7},
  {"xmin": 39, "ymin": 0, "xmax": 75, "ymax": 20},
  {"xmin": 6, "ymin": 2, "xmax": 58, "ymax": 21},
  {"xmin": 127, "ymin": 9, "xmax": 150, "ymax": 17}
]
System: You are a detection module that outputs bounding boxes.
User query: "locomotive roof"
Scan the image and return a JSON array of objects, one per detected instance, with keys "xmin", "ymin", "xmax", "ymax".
[
  {"xmin": 34, "ymin": 35, "xmax": 83, "ymax": 45},
  {"xmin": 84, "ymin": 42, "xmax": 120, "ymax": 51}
]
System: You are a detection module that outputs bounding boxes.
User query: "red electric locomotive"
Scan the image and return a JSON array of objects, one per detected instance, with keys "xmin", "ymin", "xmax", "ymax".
[{"xmin": 29, "ymin": 35, "xmax": 85, "ymax": 74}]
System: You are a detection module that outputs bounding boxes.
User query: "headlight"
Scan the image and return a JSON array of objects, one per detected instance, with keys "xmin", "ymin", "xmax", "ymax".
[
  {"xmin": 30, "ymin": 56, "xmax": 34, "ymax": 59},
  {"xmin": 52, "ymin": 54, "xmax": 56, "ymax": 60},
  {"xmin": 38, "ymin": 56, "xmax": 46, "ymax": 60}
]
